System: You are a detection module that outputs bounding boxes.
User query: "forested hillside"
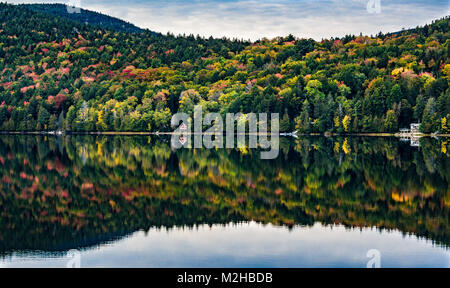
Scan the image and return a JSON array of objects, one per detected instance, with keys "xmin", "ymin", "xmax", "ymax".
[
  {"xmin": 21, "ymin": 3, "xmax": 145, "ymax": 34},
  {"xmin": 0, "ymin": 3, "xmax": 448, "ymax": 133}
]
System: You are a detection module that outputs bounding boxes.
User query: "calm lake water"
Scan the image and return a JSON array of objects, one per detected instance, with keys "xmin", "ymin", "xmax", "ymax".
[{"xmin": 0, "ymin": 135, "xmax": 448, "ymax": 267}]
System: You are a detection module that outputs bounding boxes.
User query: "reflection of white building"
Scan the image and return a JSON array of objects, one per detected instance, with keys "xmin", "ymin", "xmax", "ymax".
[
  {"xmin": 410, "ymin": 139, "xmax": 420, "ymax": 147},
  {"xmin": 398, "ymin": 124, "xmax": 422, "ymax": 148},
  {"xmin": 399, "ymin": 137, "xmax": 420, "ymax": 148}
]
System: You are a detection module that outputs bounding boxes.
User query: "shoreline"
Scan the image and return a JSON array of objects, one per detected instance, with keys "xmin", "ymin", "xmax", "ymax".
[{"xmin": 0, "ymin": 131, "xmax": 449, "ymax": 137}]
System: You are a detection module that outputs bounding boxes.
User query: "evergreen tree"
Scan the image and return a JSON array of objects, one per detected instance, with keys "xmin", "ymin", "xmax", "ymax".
[
  {"xmin": 280, "ymin": 110, "xmax": 291, "ymax": 132},
  {"xmin": 384, "ymin": 110, "xmax": 398, "ymax": 132},
  {"xmin": 421, "ymin": 98, "xmax": 438, "ymax": 133},
  {"xmin": 37, "ymin": 106, "xmax": 50, "ymax": 130}
]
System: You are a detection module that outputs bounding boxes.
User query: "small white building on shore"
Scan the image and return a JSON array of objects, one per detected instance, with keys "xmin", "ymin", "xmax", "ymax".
[{"xmin": 410, "ymin": 123, "xmax": 420, "ymax": 133}]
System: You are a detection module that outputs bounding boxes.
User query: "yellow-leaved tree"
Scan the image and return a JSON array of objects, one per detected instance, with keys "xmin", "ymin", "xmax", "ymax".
[
  {"xmin": 342, "ymin": 115, "xmax": 351, "ymax": 133},
  {"xmin": 442, "ymin": 117, "xmax": 449, "ymax": 133}
]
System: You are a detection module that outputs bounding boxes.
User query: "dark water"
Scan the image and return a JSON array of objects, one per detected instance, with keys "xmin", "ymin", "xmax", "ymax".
[{"xmin": 0, "ymin": 135, "xmax": 448, "ymax": 267}]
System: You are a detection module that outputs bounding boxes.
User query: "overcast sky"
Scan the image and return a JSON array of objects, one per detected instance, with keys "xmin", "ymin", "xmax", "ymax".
[{"xmin": 5, "ymin": 0, "xmax": 450, "ymax": 40}]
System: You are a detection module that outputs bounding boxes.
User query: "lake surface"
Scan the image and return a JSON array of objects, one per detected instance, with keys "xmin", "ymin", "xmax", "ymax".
[{"xmin": 0, "ymin": 135, "xmax": 448, "ymax": 267}]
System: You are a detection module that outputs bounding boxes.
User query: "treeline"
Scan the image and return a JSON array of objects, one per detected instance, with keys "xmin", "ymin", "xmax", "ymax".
[{"xmin": 0, "ymin": 3, "xmax": 448, "ymax": 133}]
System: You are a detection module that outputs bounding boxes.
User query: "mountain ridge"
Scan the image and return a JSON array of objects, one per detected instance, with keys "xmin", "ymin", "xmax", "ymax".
[{"xmin": 20, "ymin": 3, "xmax": 147, "ymax": 34}]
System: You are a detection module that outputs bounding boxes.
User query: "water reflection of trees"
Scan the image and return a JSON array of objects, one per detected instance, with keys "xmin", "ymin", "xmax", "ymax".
[{"xmin": 0, "ymin": 135, "xmax": 448, "ymax": 253}]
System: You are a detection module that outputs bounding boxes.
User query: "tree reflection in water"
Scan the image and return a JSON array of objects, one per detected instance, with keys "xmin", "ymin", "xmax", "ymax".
[{"xmin": 0, "ymin": 135, "xmax": 448, "ymax": 254}]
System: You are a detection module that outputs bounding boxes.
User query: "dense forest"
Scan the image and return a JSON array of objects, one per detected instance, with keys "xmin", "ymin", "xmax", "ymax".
[
  {"xmin": 0, "ymin": 3, "xmax": 449, "ymax": 133},
  {"xmin": 0, "ymin": 135, "xmax": 448, "ymax": 252}
]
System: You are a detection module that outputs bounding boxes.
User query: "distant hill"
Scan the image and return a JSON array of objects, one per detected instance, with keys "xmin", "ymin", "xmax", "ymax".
[
  {"xmin": 20, "ymin": 3, "xmax": 146, "ymax": 34},
  {"xmin": 386, "ymin": 17, "xmax": 450, "ymax": 38},
  {"xmin": 0, "ymin": 2, "xmax": 448, "ymax": 135}
]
